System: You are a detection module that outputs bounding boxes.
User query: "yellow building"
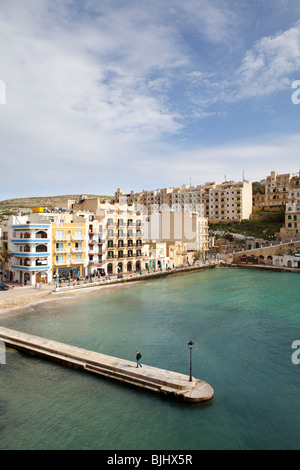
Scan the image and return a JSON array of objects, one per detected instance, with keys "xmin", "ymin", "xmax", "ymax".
[{"xmin": 52, "ymin": 221, "xmax": 87, "ymax": 279}]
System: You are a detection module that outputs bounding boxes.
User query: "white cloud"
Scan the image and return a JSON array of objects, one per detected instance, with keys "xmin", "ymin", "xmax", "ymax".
[
  {"xmin": 138, "ymin": 133, "xmax": 300, "ymax": 188},
  {"xmin": 1, "ymin": 0, "xmax": 300, "ymax": 199},
  {"xmin": 234, "ymin": 20, "xmax": 300, "ymax": 99}
]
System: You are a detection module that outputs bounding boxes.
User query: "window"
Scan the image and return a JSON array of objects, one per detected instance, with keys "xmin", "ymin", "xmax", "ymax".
[
  {"xmin": 75, "ymin": 230, "xmax": 82, "ymax": 238},
  {"xmin": 75, "ymin": 253, "xmax": 82, "ymax": 261},
  {"xmin": 56, "ymin": 255, "xmax": 64, "ymax": 263},
  {"xmin": 56, "ymin": 242, "xmax": 63, "ymax": 250},
  {"xmin": 56, "ymin": 230, "xmax": 64, "ymax": 238}
]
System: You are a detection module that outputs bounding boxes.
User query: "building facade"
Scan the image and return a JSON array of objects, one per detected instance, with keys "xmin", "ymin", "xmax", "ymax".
[
  {"xmin": 3, "ymin": 215, "xmax": 52, "ymax": 285},
  {"xmin": 121, "ymin": 179, "xmax": 252, "ymax": 223},
  {"xmin": 265, "ymin": 171, "xmax": 291, "ymax": 207},
  {"xmin": 95, "ymin": 202, "xmax": 146, "ymax": 275}
]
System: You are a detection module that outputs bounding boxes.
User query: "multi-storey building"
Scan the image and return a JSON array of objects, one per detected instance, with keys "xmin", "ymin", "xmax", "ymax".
[
  {"xmin": 279, "ymin": 171, "xmax": 300, "ymax": 240},
  {"xmin": 144, "ymin": 209, "xmax": 209, "ymax": 257},
  {"xmin": 265, "ymin": 171, "xmax": 291, "ymax": 206},
  {"xmin": 3, "ymin": 211, "xmax": 90, "ymax": 285},
  {"xmin": 208, "ymin": 180, "xmax": 252, "ymax": 223},
  {"xmin": 288, "ymin": 172, "xmax": 300, "ymax": 205},
  {"xmin": 87, "ymin": 218, "xmax": 106, "ymax": 276},
  {"xmin": 96, "ymin": 202, "xmax": 146, "ymax": 275},
  {"xmin": 52, "ymin": 216, "xmax": 88, "ymax": 280},
  {"xmin": 119, "ymin": 179, "xmax": 252, "ymax": 222},
  {"xmin": 3, "ymin": 214, "xmax": 52, "ymax": 285}
]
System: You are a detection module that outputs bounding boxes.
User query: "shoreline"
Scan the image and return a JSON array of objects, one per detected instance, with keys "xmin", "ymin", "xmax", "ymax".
[
  {"xmin": 1, "ymin": 262, "xmax": 298, "ymax": 319},
  {"xmin": 0, "ymin": 263, "xmax": 217, "ymax": 318}
]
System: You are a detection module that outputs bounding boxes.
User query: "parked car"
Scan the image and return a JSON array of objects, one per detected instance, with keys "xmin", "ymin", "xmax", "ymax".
[{"xmin": 0, "ymin": 283, "xmax": 10, "ymax": 290}]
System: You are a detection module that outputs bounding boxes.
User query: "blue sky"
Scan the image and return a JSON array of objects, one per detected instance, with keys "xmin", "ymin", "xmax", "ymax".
[{"xmin": 1, "ymin": 0, "xmax": 300, "ymax": 199}]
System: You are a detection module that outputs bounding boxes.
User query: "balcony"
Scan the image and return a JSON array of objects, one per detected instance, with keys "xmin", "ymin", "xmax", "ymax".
[
  {"xmin": 54, "ymin": 260, "xmax": 69, "ymax": 266},
  {"xmin": 55, "ymin": 248, "xmax": 71, "ymax": 254}
]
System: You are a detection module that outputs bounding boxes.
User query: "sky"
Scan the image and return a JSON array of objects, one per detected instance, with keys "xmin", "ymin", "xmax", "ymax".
[{"xmin": 1, "ymin": 0, "xmax": 300, "ymax": 199}]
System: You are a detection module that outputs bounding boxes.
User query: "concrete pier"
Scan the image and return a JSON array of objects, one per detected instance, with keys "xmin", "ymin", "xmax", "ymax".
[{"xmin": 0, "ymin": 326, "xmax": 214, "ymax": 404}]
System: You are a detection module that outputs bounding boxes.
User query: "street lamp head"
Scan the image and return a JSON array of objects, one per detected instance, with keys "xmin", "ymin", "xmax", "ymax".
[{"xmin": 188, "ymin": 341, "xmax": 194, "ymax": 349}]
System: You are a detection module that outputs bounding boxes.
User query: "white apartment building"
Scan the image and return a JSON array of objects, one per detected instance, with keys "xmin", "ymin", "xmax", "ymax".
[
  {"xmin": 95, "ymin": 201, "xmax": 146, "ymax": 275},
  {"xmin": 121, "ymin": 179, "xmax": 252, "ymax": 222},
  {"xmin": 143, "ymin": 209, "xmax": 209, "ymax": 255},
  {"xmin": 2, "ymin": 214, "xmax": 53, "ymax": 285},
  {"xmin": 208, "ymin": 180, "xmax": 252, "ymax": 223}
]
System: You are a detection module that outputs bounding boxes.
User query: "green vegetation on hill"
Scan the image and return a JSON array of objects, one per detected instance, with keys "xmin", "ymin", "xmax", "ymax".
[{"xmin": 209, "ymin": 209, "xmax": 285, "ymax": 240}]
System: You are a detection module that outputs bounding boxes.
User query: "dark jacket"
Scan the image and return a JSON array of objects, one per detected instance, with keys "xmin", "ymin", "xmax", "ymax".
[{"xmin": 136, "ymin": 352, "xmax": 141, "ymax": 360}]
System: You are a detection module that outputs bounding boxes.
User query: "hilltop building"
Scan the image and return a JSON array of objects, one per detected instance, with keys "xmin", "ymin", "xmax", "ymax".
[
  {"xmin": 265, "ymin": 171, "xmax": 292, "ymax": 207},
  {"xmin": 279, "ymin": 171, "xmax": 300, "ymax": 239},
  {"xmin": 119, "ymin": 179, "xmax": 252, "ymax": 223}
]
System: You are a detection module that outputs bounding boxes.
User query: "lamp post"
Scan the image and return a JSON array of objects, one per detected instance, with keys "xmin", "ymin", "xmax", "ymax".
[{"xmin": 188, "ymin": 341, "xmax": 194, "ymax": 382}]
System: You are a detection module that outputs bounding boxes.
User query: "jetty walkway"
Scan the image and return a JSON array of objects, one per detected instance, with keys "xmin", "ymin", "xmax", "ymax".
[{"xmin": 0, "ymin": 327, "xmax": 214, "ymax": 404}]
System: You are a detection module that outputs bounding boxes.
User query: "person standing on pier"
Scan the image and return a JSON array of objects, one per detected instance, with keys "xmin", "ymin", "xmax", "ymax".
[{"xmin": 136, "ymin": 351, "xmax": 142, "ymax": 368}]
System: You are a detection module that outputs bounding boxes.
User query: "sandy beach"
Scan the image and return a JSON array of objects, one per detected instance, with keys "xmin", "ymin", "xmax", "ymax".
[
  {"xmin": 0, "ymin": 284, "xmax": 61, "ymax": 314},
  {"xmin": 0, "ymin": 276, "xmax": 146, "ymax": 318}
]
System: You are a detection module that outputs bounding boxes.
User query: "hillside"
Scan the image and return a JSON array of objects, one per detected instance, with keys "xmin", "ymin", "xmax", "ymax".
[
  {"xmin": 0, "ymin": 194, "xmax": 113, "ymax": 210},
  {"xmin": 209, "ymin": 209, "xmax": 285, "ymax": 240},
  {"xmin": 0, "ymin": 194, "xmax": 114, "ymax": 219}
]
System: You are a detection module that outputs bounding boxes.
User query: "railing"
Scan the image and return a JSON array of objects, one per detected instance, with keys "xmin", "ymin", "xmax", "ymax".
[{"xmin": 54, "ymin": 248, "xmax": 70, "ymax": 253}]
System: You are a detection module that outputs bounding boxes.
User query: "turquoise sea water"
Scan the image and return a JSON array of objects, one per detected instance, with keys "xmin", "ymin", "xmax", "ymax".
[{"xmin": 0, "ymin": 267, "xmax": 300, "ymax": 450}]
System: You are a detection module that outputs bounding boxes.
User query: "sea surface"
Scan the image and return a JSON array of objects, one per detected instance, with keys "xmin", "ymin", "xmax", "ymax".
[{"xmin": 0, "ymin": 267, "xmax": 300, "ymax": 450}]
